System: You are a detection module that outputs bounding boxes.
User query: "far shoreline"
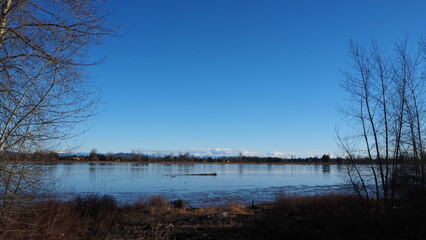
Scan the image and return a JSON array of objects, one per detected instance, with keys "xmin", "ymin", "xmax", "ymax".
[{"xmin": 55, "ymin": 160, "xmax": 351, "ymax": 165}]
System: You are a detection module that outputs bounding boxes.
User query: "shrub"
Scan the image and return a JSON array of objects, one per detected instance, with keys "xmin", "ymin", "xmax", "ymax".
[{"xmin": 146, "ymin": 195, "xmax": 169, "ymax": 209}]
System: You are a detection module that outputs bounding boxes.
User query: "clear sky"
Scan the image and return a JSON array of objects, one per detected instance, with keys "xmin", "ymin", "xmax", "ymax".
[{"xmin": 72, "ymin": 0, "xmax": 426, "ymax": 157}]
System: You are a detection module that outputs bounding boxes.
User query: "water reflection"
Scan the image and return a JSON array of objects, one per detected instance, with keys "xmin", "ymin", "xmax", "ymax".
[
  {"xmin": 50, "ymin": 163, "xmax": 350, "ymax": 206},
  {"xmin": 314, "ymin": 165, "xmax": 319, "ymax": 172},
  {"xmin": 322, "ymin": 165, "xmax": 331, "ymax": 173}
]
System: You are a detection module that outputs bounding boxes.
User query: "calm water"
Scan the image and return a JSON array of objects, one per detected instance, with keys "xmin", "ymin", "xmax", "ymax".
[{"xmin": 45, "ymin": 162, "xmax": 351, "ymax": 206}]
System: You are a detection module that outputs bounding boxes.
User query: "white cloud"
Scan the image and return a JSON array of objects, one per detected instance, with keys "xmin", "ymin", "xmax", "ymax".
[
  {"xmin": 268, "ymin": 151, "xmax": 286, "ymax": 157},
  {"xmin": 138, "ymin": 148, "xmax": 293, "ymax": 158}
]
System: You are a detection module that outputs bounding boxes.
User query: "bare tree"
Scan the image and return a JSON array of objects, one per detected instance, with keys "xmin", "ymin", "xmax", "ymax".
[
  {"xmin": 0, "ymin": 0, "xmax": 113, "ymax": 210},
  {"xmin": 338, "ymin": 37, "xmax": 426, "ymax": 210}
]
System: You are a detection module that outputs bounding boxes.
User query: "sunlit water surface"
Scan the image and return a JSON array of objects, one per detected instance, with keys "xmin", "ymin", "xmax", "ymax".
[{"xmin": 44, "ymin": 163, "xmax": 352, "ymax": 206}]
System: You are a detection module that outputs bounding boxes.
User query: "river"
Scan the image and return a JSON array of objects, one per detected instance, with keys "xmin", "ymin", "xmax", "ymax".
[{"xmin": 44, "ymin": 162, "xmax": 352, "ymax": 206}]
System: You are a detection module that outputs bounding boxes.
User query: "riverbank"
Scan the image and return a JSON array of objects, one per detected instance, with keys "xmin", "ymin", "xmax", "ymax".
[
  {"xmin": 1, "ymin": 194, "xmax": 425, "ymax": 239},
  {"xmin": 55, "ymin": 159, "xmax": 348, "ymax": 165},
  {"xmin": 57, "ymin": 152, "xmax": 348, "ymax": 165}
]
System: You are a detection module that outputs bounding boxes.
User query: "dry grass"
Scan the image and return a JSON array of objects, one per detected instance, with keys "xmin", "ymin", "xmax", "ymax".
[
  {"xmin": 274, "ymin": 194, "xmax": 362, "ymax": 212},
  {"xmin": 130, "ymin": 195, "xmax": 172, "ymax": 214},
  {"xmin": 0, "ymin": 200, "xmax": 82, "ymax": 240},
  {"xmin": 0, "ymin": 194, "xmax": 120, "ymax": 240},
  {"xmin": 146, "ymin": 195, "xmax": 170, "ymax": 209},
  {"xmin": 1, "ymin": 193, "xmax": 426, "ymax": 239},
  {"xmin": 220, "ymin": 202, "xmax": 251, "ymax": 215}
]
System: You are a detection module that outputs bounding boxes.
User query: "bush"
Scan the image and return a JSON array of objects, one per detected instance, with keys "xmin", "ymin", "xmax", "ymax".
[
  {"xmin": 74, "ymin": 194, "xmax": 118, "ymax": 220},
  {"xmin": 146, "ymin": 195, "xmax": 169, "ymax": 209},
  {"xmin": 0, "ymin": 199, "xmax": 82, "ymax": 240}
]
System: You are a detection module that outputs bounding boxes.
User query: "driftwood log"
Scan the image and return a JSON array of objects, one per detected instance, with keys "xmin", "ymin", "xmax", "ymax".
[{"xmin": 164, "ymin": 173, "xmax": 217, "ymax": 176}]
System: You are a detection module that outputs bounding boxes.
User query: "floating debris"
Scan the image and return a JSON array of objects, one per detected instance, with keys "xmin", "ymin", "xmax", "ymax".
[{"xmin": 164, "ymin": 173, "xmax": 217, "ymax": 177}]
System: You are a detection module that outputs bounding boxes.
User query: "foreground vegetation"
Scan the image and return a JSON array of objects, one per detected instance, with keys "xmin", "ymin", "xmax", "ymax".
[{"xmin": 1, "ymin": 193, "xmax": 425, "ymax": 240}]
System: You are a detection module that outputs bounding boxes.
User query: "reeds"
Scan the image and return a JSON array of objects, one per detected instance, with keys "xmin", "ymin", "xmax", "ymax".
[{"xmin": 1, "ymin": 193, "xmax": 425, "ymax": 239}]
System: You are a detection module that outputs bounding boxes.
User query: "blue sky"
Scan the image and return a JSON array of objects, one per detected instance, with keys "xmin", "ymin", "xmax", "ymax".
[{"xmin": 72, "ymin": 0, "xmax": 426, "ymax": 157}]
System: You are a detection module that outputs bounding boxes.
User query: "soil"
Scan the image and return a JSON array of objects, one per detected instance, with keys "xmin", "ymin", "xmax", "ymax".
[{"xmin": 110, "ymin": 204, "xmax": 262, "ymax": 240}]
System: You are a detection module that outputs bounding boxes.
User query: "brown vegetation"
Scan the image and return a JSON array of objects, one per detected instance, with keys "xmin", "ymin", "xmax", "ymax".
[
  {"xmin": 0, "ymin": 0, "xmax": 115, "ymax": 218},
  {"xmin": 1, "ymin": 193, "xmax": 425, "ymax": 239},
  {"xmin": 339, "ymin": 37, "xmax": 426, "ymax": 211}
]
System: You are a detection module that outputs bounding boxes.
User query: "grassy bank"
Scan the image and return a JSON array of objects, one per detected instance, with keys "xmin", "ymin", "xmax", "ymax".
[{"xmin": 1, "ymin": 194, "xmax": 425, "ymax": 239}]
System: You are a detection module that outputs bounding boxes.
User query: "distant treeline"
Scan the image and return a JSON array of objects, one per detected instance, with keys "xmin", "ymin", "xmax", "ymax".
[
  {"xmin": 58, "ymin": 152, "xmax": 348, "ymax": 164},
  {"xmin": 2, "ymin": 151, "xmax": 410, "ymax": 165},
  {"xmin": 1, "ymin": 151, "xmax": 60, "ymax": 162}
]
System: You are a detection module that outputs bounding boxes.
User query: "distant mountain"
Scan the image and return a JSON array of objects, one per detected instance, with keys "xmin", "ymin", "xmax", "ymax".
[
  {"xmin": 114, "ymin": 152, "xmax": 141, "ymax": 158},
  {"xmin": 57, "ymin": 152, "xmax": 88, "ymax": 157},
  {"xmin": 56, "ymin": 148, "xmax": 290, "ymax": 158}
]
